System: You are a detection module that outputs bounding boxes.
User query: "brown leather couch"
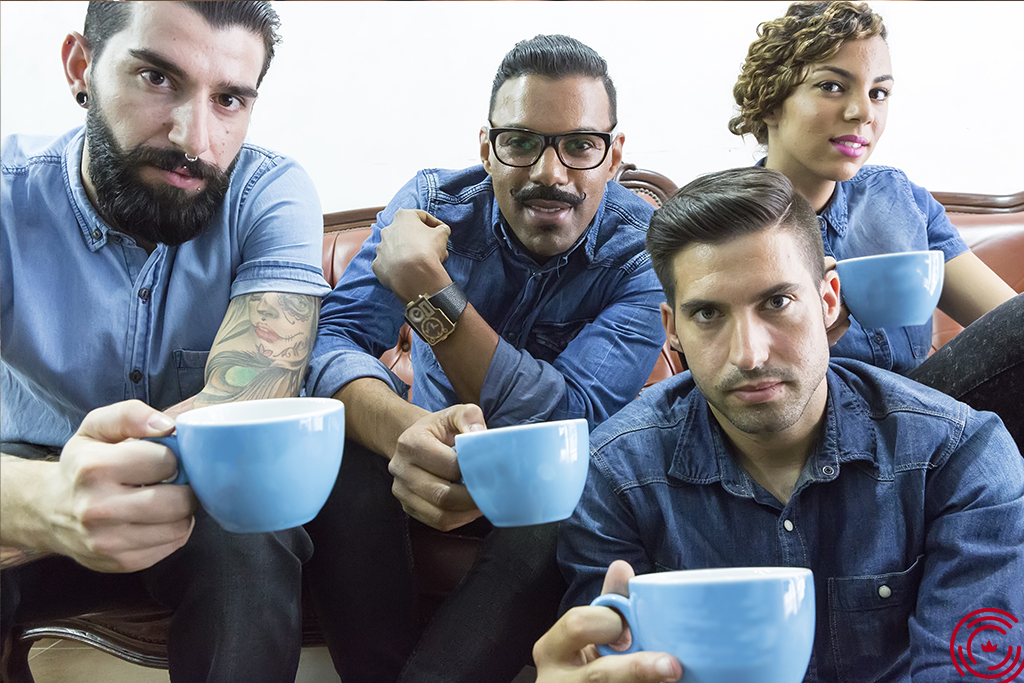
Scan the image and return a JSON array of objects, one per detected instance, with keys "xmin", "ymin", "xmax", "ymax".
[{"xmin": 2, "ymin": 178, "xmax": 1020, "ymax": 682}]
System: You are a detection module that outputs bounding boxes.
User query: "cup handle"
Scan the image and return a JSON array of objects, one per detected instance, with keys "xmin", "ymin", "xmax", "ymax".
[
  {"xmin": 590, "ymin": 593, "xmax": 642, "ymax": 656},
  {"xmin": 142, "ymin": 435, "xmax": 189, "ymax": 485}
]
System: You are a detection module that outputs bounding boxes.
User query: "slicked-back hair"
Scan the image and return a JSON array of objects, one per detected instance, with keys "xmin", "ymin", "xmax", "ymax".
[
  {"xmin": 83, "ymin": 1, "xmax": 282, "ymax": 86},
  {"xmin": 729, "ymin": 1, "xmax": 887, "ymax": 144},
  {"xmin": 647, "ymin": 167, "xmax": 823, "ymax": 306},
  {"xmin": 489, "ymin": 34, "xmax": 617, "ymax": 126}
]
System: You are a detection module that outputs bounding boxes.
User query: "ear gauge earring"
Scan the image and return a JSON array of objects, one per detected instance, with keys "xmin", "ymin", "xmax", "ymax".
[{"xmin": 76, "ymin": 92, "xmax": 88, "ymax": 108}]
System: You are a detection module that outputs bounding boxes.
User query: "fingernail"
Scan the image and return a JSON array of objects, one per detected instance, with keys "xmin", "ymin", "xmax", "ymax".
[
  {"xmin": 467, "ymin": 423, "xmax": 485, "ymax": 432},
  {"xmin": 148, "ymin": 413, "xmax": 175, "ymax": 432},
  {"xmin": 656, "ymin": 655, "xmax": 677, "ymax": 679}
]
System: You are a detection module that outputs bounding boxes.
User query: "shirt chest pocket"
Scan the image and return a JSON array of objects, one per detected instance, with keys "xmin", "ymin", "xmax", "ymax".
[
  {"xmin": 174, "ymin": 349, "xmax": 210, "ymax": 401},
  {"xmin": 525, "ymin": 318, "xmax": 592, "ymax": 364},
  {"xmin": 827, "ymin": 555, "xmax": 924, "ymax": 683}
]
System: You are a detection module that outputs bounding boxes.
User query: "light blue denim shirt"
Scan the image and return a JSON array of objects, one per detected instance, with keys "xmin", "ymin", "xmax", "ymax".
[
  {"xmin": 1, "ymin": 129, "xmax": 331, "ymax": 447},
  {"xmin": 307, "ymin": 166, "xmax": 665, "ymax": 429},
  {"xmin": 817, "ymin": 165, "xmax": 968, "ymax": 374},
  {"xmin": 559, "ymin": 360, "xmax": 1024, "ymax": 683}
]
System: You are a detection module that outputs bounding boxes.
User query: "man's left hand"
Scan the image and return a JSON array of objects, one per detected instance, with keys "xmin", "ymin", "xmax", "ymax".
[
  {"xmin": 373, "ymin": 208, "xmax": 453, "ymax": 303},
  {"xmin": 534, "ymin": 560, "xmax": 683, "ymax": 683},
  {"xmin": 387, "ymin": 404, "xmax": 484, "ymax": 531}
]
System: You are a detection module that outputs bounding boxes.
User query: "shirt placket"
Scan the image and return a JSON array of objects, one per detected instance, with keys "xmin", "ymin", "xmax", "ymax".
[
  {"xmin": 123, "ymin": 246, "xmax": 161, "ymax": 402},
  {"xmin": 498, "ymin": 268, "xmax": 547, "ymax": 347},
  {"xmin": 776, "ymin": 495, "xmax": 809, "ymax": 569}
]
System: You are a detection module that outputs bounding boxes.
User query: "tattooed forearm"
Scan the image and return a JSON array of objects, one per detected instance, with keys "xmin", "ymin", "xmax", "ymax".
[
  {"xmin": 0, "ymin": 545, "xmax": 50, "ymax": 569},
  {"xmin": 193, "ymin": 293, "xmax": 321, "ymax": 407}
]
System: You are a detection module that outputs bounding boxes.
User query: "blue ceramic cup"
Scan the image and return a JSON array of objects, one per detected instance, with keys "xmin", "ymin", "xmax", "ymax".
[
  {"xmin": 591, "ymin": 567, "xmax": 815, "ymax": 683},
  {"xmin": 834, "ymin": 250, "xmax": 944, "ymax": 329},
  {"xmin": 455, "ymin": 418, "xmax": 589, "ymax": 527},
  {"xmin": 150, "ymin": 397, "xmax": 344, "ymax": 533}
]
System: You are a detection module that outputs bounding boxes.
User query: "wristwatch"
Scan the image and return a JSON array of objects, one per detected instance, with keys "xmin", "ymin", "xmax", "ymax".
[{"xmin": 404, "ymin": 282, "xmax": 468, "ymax": 346}]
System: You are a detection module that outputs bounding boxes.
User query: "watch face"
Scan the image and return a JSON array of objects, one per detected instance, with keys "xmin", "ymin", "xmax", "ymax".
[{"xmin": 406, "ymin": 298, "xmax": 455, "ymax": 345}]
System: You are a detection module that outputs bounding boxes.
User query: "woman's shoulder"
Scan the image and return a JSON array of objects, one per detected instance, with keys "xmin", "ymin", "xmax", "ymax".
[
  {"xmin": 844, "ymin": 164, "xmax": 912, "ymax": 186},
  {"xmin": 841, "ymin": 165, "xmax": 925, "ymax": 208}
]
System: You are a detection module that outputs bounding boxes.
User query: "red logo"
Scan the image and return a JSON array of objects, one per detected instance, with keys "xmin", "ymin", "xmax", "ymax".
[{"xmin": 950, "ymin": 609, "xmax": 1023, "ymax": 682}]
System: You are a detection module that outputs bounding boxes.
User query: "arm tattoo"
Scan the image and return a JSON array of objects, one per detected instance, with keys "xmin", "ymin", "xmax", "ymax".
[
  {"xmin": 194, "ymin": 293, "xmax": 321, "ymax": 408},
  {"xmin": 0, "ymin": 545, "xmax": 49, "ymax": 569}
]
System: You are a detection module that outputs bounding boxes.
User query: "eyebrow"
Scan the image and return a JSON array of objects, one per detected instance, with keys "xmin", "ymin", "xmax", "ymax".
[
  {"xmin": 678, "ymin": 282, "xmax": 801, "ymax": 315},
  {"xmin": 129, "ymin": 48, "xmax": 260, "ymax": 100},
  {"xmin": 491, "ymin": 122, "xmax": 610, "ymax": 134},
  {"xmin": 813, "ymin": 65, "xmax": 894, "ymax": 84}
]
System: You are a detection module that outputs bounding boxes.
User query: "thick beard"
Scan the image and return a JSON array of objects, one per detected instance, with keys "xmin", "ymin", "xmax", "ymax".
[{"xmin": 84, "ymin": 99, "xmax": 236, "ymax": 247}]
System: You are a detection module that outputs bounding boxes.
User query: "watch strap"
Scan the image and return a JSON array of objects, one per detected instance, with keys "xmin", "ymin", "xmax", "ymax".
[{"xmin": 427, "ymin": 282, "xmax": 467, "ymax": 323}]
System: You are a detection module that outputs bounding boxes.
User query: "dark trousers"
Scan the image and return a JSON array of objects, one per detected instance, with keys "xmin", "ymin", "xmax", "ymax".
[
  {"xmin": 1, "ymin": 443, "xmax": 313, "ymax": 683},
  {"xmin": 303, "ymin": 439, "xmax": 565, "ymax": 683},
  {"xmin": 910, "ymin": 292, "xmax": 1023, "ymax": 449}
]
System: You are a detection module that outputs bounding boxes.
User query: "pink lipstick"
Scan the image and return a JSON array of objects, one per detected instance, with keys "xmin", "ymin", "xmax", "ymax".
[{"xmin": 831, "ymin": 135, "xmax": 869, "ymax": 158}]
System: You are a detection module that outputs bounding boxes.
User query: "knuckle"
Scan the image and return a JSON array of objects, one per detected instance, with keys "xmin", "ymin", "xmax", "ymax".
[
  {"xmin": 387, "ymin": 456, "xmax": 406, "ymax": 479},
  {"xmin": 562, "ymin": 608, "xmax": 591, "ymax": 641},
  {"xmin": 431, "ymin": 483, "xmax": 453, "ymax": 509}
]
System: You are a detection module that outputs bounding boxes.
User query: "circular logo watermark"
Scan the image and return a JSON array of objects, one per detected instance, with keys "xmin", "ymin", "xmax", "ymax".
[{"xmin": 950, "ymin": 608, "xmax": 1023, "ymax": 682}]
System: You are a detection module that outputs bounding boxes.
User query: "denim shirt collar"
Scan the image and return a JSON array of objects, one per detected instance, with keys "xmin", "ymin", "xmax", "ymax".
[
  {"xmin": 667, "ymin": 368, "xmax": 881, "ymax": 498},
  {"xmin": 489, "ymin": 180, "xmax": 610, "ymax": 271},
  {"xmin": 755, "ymin": 156, "xmax": 850, "ymax": 238},
  {"xmin": 62, "ymin": 128, "xmax": 111, "ymax": 253},
  {"xmin": 61, "ymin": 127, "xmax": 149, "ymax": 253},
  {"xmin": 819, "ymin": 180, "xmax": 851, "ymax": 238}
]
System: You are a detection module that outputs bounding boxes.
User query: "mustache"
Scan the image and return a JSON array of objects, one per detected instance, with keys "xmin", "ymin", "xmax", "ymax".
[
  {"xmin": 512, "ymin": 184, "xmax": 586, "ymax": 207},
  {"xmin": 127, "ymin": 145, "xmax": 223, "ymax": 183},
  {"xmin": 718, "ymin": 366, "xmax": 796, "ymax": 392}
]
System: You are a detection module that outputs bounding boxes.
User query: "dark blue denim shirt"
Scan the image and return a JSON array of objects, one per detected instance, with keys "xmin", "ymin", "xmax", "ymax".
[
  {"xmin": 756, "ymin": 161, "xmax": 969, "ymax": 375},
  {"xmin": 559, "ymin": 360, "xmax": 1024, "ymax": 682},
  {"xmin": 820, "ymin": 166, "xmax": 968, "ymax": 374},
  {"xmin": 307, "ymin": 166, "xmax": 665, "ymax": 429}
]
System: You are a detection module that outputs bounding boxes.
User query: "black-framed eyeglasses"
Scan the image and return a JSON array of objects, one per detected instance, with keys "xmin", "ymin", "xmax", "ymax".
[{"xmin": 487, "ymin": 126, "xmax": 615, "ymax": 170}]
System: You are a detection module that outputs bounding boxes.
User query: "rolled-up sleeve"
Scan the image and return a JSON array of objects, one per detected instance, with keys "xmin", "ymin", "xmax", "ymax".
[{"xmin": 231, "ymin": 153, "xmax": 331, "ymax": 299}]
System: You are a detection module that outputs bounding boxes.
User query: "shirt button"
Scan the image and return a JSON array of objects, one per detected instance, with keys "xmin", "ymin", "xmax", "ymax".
[
  {"xmin": 504, "ymin": 332, "xmax": 516, "ymax": 343},
  {"xmin": 130, "ymin": 369, "xmax": 143, "ymax": 384},
  {"xmin": 874, "ymin": 332, "xmax": 885, "ymax": 344},
  {"xmin": 878, "ymin": 585, "xmax": 892, "ymax": 599},
  {"xmin": 138, "ymin": 288, "xmax": 151, "ymax": 303},
  {"xmin": 783, "ymin": 519, "xmax": 795, "ymax": 532},
  {"xmin": 91, "ymin": 229, "xmax": 102, "ymax": 241},
  {"xmin": 822, "ymin": 465, "xmax": 836, "ymax": 476}
]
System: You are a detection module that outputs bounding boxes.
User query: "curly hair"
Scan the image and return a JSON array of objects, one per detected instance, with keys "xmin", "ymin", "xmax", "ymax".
[{"xmin": 729, "ymin": 1, "xmax": 887, "ymax": 145}]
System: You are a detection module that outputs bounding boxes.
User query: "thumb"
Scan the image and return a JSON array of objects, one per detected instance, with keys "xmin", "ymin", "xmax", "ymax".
[
  {"xmin": 415, "ymin": 210, "xmax": 450, "ymax": 231},
  {"xmin": 601, "ymin": 559, "xmax": 635, "ymax": 597},
  {"xmin": 77, "ymin": 400, "xmax": 176, "ymax": 445},
  {"xmin": 451, "ymin": 403, "xmax": 486, "ymax": 434}
]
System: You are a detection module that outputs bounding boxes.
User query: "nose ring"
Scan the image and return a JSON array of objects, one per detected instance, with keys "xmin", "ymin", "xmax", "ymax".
[{"xmin": 184, "ymin": 153, "xmax": 198, "ymax": 162}]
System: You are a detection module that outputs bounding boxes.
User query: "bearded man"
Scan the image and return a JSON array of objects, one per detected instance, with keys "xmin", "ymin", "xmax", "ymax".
[{"xmin": 0, "ymin": 3, "xmax": 329, "ymax": 681}]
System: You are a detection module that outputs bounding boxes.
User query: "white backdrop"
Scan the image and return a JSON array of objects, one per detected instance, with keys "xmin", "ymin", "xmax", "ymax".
[{"xmin": 2, "ymin": 1, "xmax": 1021, "ymax": 213}]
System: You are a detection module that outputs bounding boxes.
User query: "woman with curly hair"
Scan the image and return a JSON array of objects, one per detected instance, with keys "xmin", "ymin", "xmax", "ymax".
[{"xmin": 731, "ymin": 0, "xmax": 1022, "ymax": 446}]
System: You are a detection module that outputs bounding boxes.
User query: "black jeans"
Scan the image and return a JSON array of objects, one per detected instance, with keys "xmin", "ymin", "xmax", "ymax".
[
  {"xmin": 304, "ymin": 439, "xmax": 565, "ymax": 683},
  {"xmin": 1, "ymin": 443, "xmax": 313, "ymax": 683},
  {"xmin": 909, "ymin": 292, "xmax": 1023, "ymax": 449}
]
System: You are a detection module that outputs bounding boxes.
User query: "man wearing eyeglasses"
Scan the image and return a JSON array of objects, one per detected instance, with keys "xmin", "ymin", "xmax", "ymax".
[{"xmin": 304, "ymin": 34, "xmax": 666, "ymax": 683}]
